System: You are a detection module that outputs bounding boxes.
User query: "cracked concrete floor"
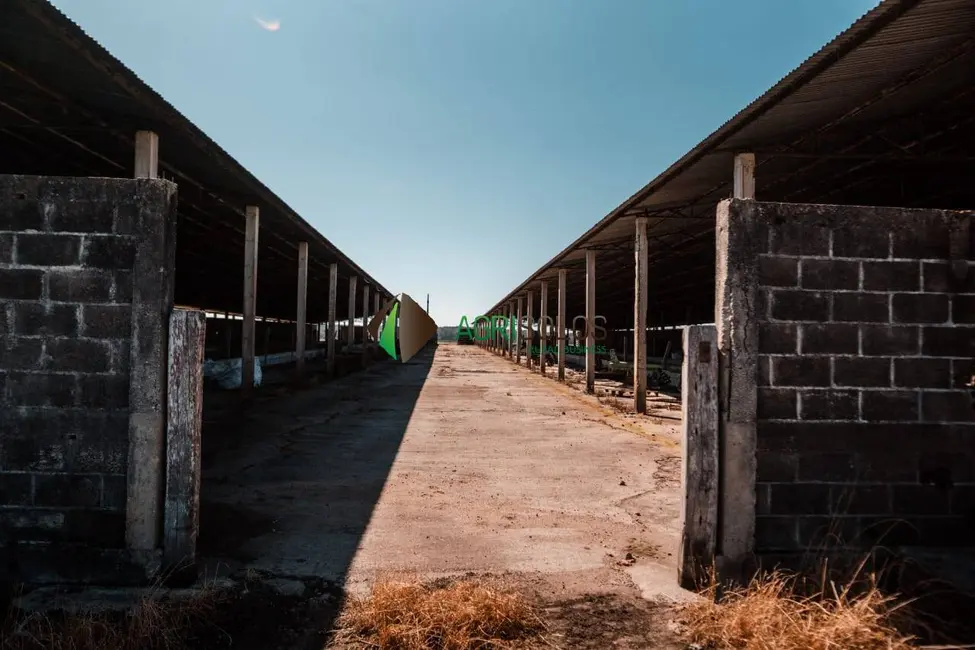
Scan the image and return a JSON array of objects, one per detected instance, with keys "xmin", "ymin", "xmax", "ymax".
[{"xmin": 200, "ymin": 343, "xmax": 690, "ymax": 606}]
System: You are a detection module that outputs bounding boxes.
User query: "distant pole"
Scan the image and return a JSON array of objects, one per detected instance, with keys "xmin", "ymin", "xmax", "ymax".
[{"xmin": 426, "ymin": 294, "xmax": 430, "ymax": 313}]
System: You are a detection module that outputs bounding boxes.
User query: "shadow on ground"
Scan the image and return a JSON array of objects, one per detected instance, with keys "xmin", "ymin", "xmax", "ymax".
[{"xmin": 192, "ymin": 344, "xmax": 436, "ymax": 648}]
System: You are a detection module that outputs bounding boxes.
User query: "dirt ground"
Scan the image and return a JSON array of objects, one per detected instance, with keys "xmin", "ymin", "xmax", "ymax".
[{"xmin": 188, "ymin": 343, "xmax": 695, "ymax": 647}]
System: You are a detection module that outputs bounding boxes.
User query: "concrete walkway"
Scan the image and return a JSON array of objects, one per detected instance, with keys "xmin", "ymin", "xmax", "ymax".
[{"xmin": 200, "ymin": 343, "xmax": 688, "ymax": 603}]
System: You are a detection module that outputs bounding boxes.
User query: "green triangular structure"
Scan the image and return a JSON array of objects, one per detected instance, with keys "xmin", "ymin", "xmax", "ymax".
[{"xmin": 379, "ymin": 301, "xmax": 399, "ymax": 359}]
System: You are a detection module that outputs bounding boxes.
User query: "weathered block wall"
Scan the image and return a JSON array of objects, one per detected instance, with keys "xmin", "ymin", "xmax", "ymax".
[
  {"xmin": 720, "ymin": 199, "xmax": 975, "ymax": 556},
  {"xmin": 0, "ymin": 175, "xmax": 176, "ymax": 582}
]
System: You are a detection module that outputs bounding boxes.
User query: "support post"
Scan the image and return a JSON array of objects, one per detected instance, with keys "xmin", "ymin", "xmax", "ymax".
[
  {"xmin": 295, "ymin": 241, "xmax": 309, "ymax": 380},
  {"xmin": 525, "ymin": 290, "xmax": 534, "ymax": 369},
  {"xmin": 347, "ymin": 275, "xmax": 358, "ymax": 347},
  {"xmin": 733, "ymin": 153, "xmax": 756, "ymax": 199},
  {"xmin": 134, "ymin": 130, "xmax": 159, "ymax": 179},
  {"xmin": 163, "ymin": 308, "xmax": 206, "ymax": 574},
  {"xmin": 374, "ymin": 293, "xmax": 380, "ymax": 320},
  {"xmin": 715, "ymin": 198, "xmax": 758, "ymax": 576},
  {"xmin": 362, "ymin": 284, "xmax": 371, "ymax": 362},
  {"xmin": 679, "ymin": 324, "xmax": 719, "ymax": 589},
  {"xmin": 515, "ymin": 297, "xmax": 523, "ymax": 364},
  {"xmin": 493, "ymin": 314, "xmax": 499, "ymax": 352},
  {"xmin": 508, "ymin": 302, "xmax": 515, "ymax": 359},
  {"xmin": 557, "ymin": 269, "xmax": 566, "ymax": 381},
  {"xmin": 241, "ymin": 205, "xmax": 259, "ymax": 396},
  {"xmin": 634, "ymin": 218, "xmax": 648, "ymax": 413},
  {"xmin": 498, "ymin": 313, "xmax": 503, "ymax": 353},
  {"xmin": 539, "ymin": 281, "xmax": 548, "ymax": 375},
  {"xmin": 585, "ymin": 249, "xmax": 596, "ymax": 393},
  {"xmin": 327, "ymin": 263, "xmax": 338, "ymax": 377}
]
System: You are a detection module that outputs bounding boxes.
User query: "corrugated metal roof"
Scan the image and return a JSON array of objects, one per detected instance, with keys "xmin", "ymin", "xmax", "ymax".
[
  {"xmin": 4, "ymin": 0, "xmax": 392, "ymax": 301},
  {"xmin": 486, "ymin": 0, "xmax": 975, "ymax": 316}
]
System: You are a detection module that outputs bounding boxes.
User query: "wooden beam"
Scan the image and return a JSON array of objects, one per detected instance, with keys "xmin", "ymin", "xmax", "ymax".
[
  {"xmin": 585, "ymin": 250, "xmax": 596, "ymax": 393},
  {"xmin": 557, "ymin": 269, "xmax": 566, "ymax": 381},
  {"xmin": 508, "ymin": 302, "xmax": 515, "ymax": 359},
  {"xmin": 327, "ymin": 263, "xmax": 338, "ymax": 377},
  {"xmin": 733, "ymin": 153, "xmax": 756, "ymax": 199},
  {"xmin": 516, "ymin": 297, "xmax": 523, "ymax": 364},
  {"xmin": 163, "ymin": 308, "xmax": 206, "ymax": 576},
  {"xmin": 241, "ymin": 205, "xmax": 259, "ymax": 396},
  {"xmin": 634, "ymin": 217, "xmax": 649, "ymax": 413},
  {"xmin": 347, "ymin": 275, "xmax": 358, "ymax": 347},
  {"xmin": 362, "ymin": 284, "xmax": 371, "ymax": 362},
  {"xmin": 539, "ymin": 281, "xmax": 548, "ymax": 375},
  {"xmin": 134, "ymin": 130, "xmax": 159, "ymax": 179},
  {"xmin": 295, "ymin": 241, "xmax": 309, "ymax": 379},
  {"xmin": 525, "ymin": 290, "xmax": 534, "ymax": 370},
  {"xmin": 679, "ymin": 324, "xmax": 719, "ymax": 590}
]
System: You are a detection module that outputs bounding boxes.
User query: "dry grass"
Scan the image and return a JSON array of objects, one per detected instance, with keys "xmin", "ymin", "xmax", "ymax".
[
  {"xmin": 0, "ymin": 582, "xmax": 227, "ymax": 650},
  {"xmin": 597, "ymin": 395, "xmax": 631, "ymax": 414},
  {"xmin": 333, "ymin": 576, "xmax": 545, "ymax": 649},
  {"xmin": 680, "ymin": 560, "xmax": 923, "ymax": 650}
]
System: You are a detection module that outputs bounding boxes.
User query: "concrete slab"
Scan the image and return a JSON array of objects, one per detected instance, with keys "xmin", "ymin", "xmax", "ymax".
[{"xmin": 200, "ymin": 343, "xmax": 689, "ymax": 605}]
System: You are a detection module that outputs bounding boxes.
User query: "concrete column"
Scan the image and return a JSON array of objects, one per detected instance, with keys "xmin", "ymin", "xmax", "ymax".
[
  {"xmin": 526, "ymin": 290, "xmax": 534, "ymax": 370},
  {"xmin": 539, "ymin": 280, "xmax": 548, "ymax": 375},
  {"xmin": 374, "ymin": 293, "xmax": 380, "ymax": 319},
  {"xmin": 347, "ymin": 275, "xmax": 358, "ymax": 347},
  {"xmin": 241, "ymin": 205, "xmax": 259, "ymax": 396},
  {"xmin": 585, "ymin": 249, "xmax": 596, "ymax": 394},
  {"xmin": 327, "ymin": 263, "xmax": 338, "ymax": 377},
  {"xmin": 295, "ymin": 241, "xmax": 309, "ymax": 380},
  {"xmin": 134, "ymin": 130, "xmax": 159, "ymax": 179},
  {"xmin": 516, "ymin": 297, "xmax": 523, "ymax": 364},
  {"xmin": 634, "ymin": 218, "xmax": 649, "ymax": 413},
  {"xmin": 557, "ymin": 269, "xmax": 567, "ymax": 381},
  {"xmin": 734, "ymin": 152, "xmax": 756, "ymax": 199}
]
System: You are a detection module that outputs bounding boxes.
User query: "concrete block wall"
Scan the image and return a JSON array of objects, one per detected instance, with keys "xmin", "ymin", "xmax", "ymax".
[
  {"xmin": 719, "ymin": 199, "xmax": 975, "ymax": 556},
  {"xmin": 0, "ymin": 175, "xmax": 176, "ymax": 583}
]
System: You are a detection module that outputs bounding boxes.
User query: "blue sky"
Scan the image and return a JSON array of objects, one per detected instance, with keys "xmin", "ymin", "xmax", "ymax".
[{"xmin": 51, "ymin": 0, "xmax": 878, "ymax": 327}]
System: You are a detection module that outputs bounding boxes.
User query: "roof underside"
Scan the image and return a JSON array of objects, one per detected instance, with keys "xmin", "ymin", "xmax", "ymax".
[
  {"xmin": 0, "ymin": 0, "xmax": 390, "ymax": 323},
  {"xmin": 488, "ymin": 0, "xmax": 975, "ymax": 332}
]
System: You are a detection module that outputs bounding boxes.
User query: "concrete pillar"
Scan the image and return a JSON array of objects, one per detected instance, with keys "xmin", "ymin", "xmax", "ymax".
[
  {"xmin": 525, "ymin": 289, "xmax": 534, "ymax": 370},
  {"xmin": 347, "ymin": 275, "xmax": 358, "ymax": 347},
  {"xmin": 539, "ymin": 280, "xmax": 548, "ymax": 375},
  {"xmin": 585, "ymin": 249, "xmax": 596, "ymax": 394},
  {"xmin": 295, "ymin": 241, "xmax": 309, "ymax": 380},
  {"xmin": 134, "ymin": 130, "xmax": 159, "ymax": 179},
  {"xmin": 634, "ymin": 218, "xmax": 649, "ymax": 413},
  {"xmin": 734, "ymin": 152, "xmax": 756, "ymax": 199},
  {"xmin": 516, "ymin": 297, "xmax": 523, "ymax": 364},
  {"xmin": 241, "ymin": 205, "xmax": 259, "ymax": 396},
  {"xmin": 557, "ymin": 269, "xmax": 566, "ymax": 381},
  {"xmin": 327, "ymin": 263, "xmax": 338, "ymax": 377},
  {"xmin": 374, "ymin": 293, "xmax": 380, "ymax": 320}
]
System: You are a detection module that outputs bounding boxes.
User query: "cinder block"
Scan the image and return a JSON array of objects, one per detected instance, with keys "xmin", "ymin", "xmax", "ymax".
[{"xmin": 16, "ymin": 233, "xmax": 82, "ymax": 266}]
